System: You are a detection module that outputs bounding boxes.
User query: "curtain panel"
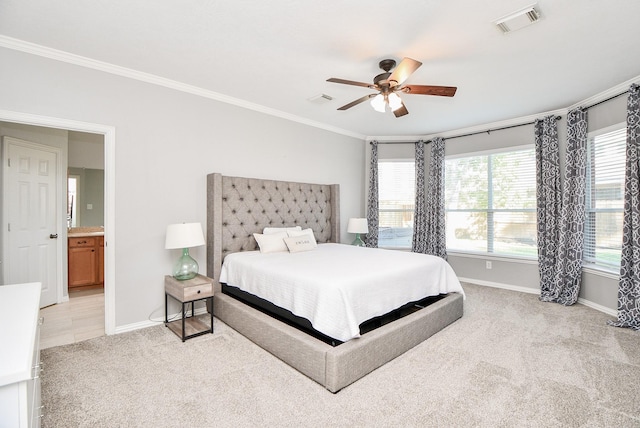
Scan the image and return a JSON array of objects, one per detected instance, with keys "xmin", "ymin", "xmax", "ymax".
[
  {"xmin": 412, "ymin": 141, "xmax": 428, "ymax": 253},
  {"xmin": 365, "ymin": 141, "xmax": 379, "ymax": 248},
  {"xmin": 535, "ymin": 115, "xmax": 562, "ymax": 292},
  {"xmin": 610, "ymin": 84, "xmax": 640, "ymax": 330},
  {"xmin": 537, "ymin": 109, "xmax": 588, "ymax": 305},
  {"xmin": 425, "ymin": 137, "xmax": 447, "ymax": 259},
  {"xmin": 553, "ymin": 107, "xmax": 588, "ymax": 305}
]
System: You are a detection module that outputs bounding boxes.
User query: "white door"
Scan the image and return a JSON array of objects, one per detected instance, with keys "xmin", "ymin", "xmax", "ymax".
[{"xmin": 3, "ymin": 137, "xmax": 59, "ymax": 307}]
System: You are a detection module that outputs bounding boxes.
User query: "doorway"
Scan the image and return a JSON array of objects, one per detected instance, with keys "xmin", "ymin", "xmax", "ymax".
[{"xmin": 0, "ymin": 111, "xmax": 116, "ymax": 336}]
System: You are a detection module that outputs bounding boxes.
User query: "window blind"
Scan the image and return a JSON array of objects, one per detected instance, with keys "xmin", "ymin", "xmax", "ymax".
[
  {"xmin": 584, "ymin": 127, "xmax": 626, "ymax": 270},
  {"xmin": 445, "ymin": 147, "xmax": 537, "ymax": 257},
  {"xmin": 378, "ymin": 160, "xmax": 415, "ymax": 247}
]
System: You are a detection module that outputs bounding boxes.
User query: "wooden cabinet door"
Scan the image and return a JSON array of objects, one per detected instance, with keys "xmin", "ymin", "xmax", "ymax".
[
  {"xmin": 68, "ymin": 246, "xmax": 97, "ymax": 287},
  {"xmin": 97, "ymin": 237, "xmax": 104, "ymax": 284}
]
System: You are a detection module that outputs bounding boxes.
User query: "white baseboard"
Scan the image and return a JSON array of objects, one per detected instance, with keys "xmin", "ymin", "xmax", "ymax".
[
  {"xmin": 114, "ymin": 306, "xmax": 210, "ymax": 335},
  {"xmin": 114, "ymin": 319, "xmax": 158, "ymax": 334},
  {"xmin": 114, "ymin": 280, "xmax": 618, "ymax": 335},
  {"xmin": 458, "ymin": 277, "xmax": 618, "ymax": 317},
  {"xmin": 576, "ymin": 297, "xmax": 617, "ymax": 317},
  {"xmin": 458, "ymin": 277, "xmax": 539, "ymax": 295}
]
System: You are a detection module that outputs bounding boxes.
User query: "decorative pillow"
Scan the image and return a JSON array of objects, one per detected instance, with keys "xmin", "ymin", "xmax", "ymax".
[
  {"xmin": 283, "ymin": 234, "xmax": 318, "ymax": 253},
  {"xmin": 263, "ymin": 226, "xmax": 302, "ymax": 235},
  {"xmin": 253, "ymin": 232, "xmax": 288, "ymax": 253},
  {"xmin": 287, "ymin": 228, "xmax": 314, "ymax": 238}
]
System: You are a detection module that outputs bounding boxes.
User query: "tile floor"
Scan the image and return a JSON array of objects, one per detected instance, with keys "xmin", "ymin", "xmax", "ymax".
[{"xmin": 39, "ymin": 286, "xmax": 105, "ymax": 349}]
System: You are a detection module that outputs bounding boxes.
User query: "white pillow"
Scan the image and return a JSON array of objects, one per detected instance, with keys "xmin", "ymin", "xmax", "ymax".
[
  {"xmin": 287, "ymin": 228, "xmax": 314, "ymax": 238},
  {"xmin": 263, "ymin": 226, "xmax": 302, "ymax": 235},
  {"xmin": 253, "ymin": 232, "xmax": 288, "ymax": 253},
  {"xmin": 283, "ymin": 234, "xmax": 317, "ymax": 253}
]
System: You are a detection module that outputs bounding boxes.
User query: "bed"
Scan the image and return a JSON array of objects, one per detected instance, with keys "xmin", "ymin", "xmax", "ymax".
[{"xmin": 206, "ymin": 173, "xmax": 464, "ymax": 392}]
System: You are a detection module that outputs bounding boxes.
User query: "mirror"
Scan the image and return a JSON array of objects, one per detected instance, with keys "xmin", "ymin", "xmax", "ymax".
[
  {"xmin": 67, "ymin": 168, "xmax": 104, "ymax": 227},
  {"xmin": 67, "ymin": 175, "xmax": 80, "ymax": 228}
]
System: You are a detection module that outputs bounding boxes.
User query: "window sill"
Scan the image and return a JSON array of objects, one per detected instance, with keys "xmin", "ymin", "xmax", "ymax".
[
  {"xmin": 378, "ymin": 246, "xmax": 411, "ymax": 252},
  {"xmin": 447, "ymin": 251, "xmax": 538, "ymax": 265},
  {"xmin": 582, "ymin": 265, "xmax": 619, "ymax": 280}
]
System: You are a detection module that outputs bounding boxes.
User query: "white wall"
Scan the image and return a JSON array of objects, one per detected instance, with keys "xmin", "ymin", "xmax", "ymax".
[
  {"xmin": 68, "ymin": 131, "xmax": 104, "ymax": 169},
  {"xmin": 0, "ymin": 47, "xmax": 365, "ymax": 329}
]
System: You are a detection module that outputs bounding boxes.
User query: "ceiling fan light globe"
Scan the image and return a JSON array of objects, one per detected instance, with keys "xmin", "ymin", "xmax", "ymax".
[
  {"xmin": 387, "ymin": 93, "xmax": 403, "ymax": 111},
  {"xmin": 370, "ymin": 94, "xmax": 386, "ymax": 113}
]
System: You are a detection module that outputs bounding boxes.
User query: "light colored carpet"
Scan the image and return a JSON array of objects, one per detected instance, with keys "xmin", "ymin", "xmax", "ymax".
[{"xmin": 41, "ymin": 284, "xmax": 640, "ymax": 427}]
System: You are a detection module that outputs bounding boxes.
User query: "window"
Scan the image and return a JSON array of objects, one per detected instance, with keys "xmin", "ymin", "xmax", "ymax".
[
  {"xmin": 378, "ymin": 160, "xmax": 415, "ymax": 248},
  {"xmin": 445, "ymin": 147, "xmax": 537, "ymax": 257},
  {"xmin": 584, "ymin": 127, "xmax": 625, "ymax": 270}
]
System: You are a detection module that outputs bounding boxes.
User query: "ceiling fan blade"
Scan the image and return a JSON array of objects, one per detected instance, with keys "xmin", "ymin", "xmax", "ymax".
[
  {"xmin": 388, "ymin": 57, "xmax": 422, "ymax": 87},
  {"xmin": 327, "ymin": 78, "xmax": 374, "ymax": 89},
  {"xmin": 393, "ymin": 103, "xmax": 409, "ymax": 118},
  {"xmin": 337, "ymin": 94, "xmax": 376, "ymax": 110},
  {"xmin": 403, "ymin": 85, "xmax": 457, "ymax": 97}
]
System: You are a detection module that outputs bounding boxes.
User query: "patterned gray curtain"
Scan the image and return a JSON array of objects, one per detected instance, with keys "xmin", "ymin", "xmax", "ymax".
[
  {"xmin": 412, "ymin": 141, "xmax": 428, "ymax": 253},
  {"xmin": 425, "ymin": 137, "xmax": 447, "ymax": 259},
  {"xmin": 540, "ymin": 108, "xmax": 588, "ymax": 305},
  {"xmin": 365, "ymin": 141, "xmax": 379, "ymax": 248},
  {"xmin": 609, "ymin": 84, "xmax": 640, "ymax": 330},
  {"xmin": 535, "ymin": 115, "xmax": 562, "ymax": 298}
]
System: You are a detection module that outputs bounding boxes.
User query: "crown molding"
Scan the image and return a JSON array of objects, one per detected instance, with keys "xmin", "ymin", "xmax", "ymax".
[
  {"xmin": 368, "ymin": 74, "xmax": 640, "ymax": 142},
  {"xmin": 366, "ymin": 108, "xmax": 566, "ymax": 143},
  {"xmin": 0, "ymin": 35, "xmax": 365, "ymax": 141},
  {"xmin": 568, "ymin": 75, "xmax": 640, "ymax": 111},
  {"xmin": 5, "ymin": 34, "xmax": 637, "ymax": 144}
]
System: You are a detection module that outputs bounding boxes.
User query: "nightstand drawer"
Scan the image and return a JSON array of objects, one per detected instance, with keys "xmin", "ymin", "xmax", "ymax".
[
  {"xmin": 182, "ymin": 283, "xmax": 213, "ymax": 300},
  {"xmin": 164, "ymin": 275, "xmax": 214, "ymax": 302}
]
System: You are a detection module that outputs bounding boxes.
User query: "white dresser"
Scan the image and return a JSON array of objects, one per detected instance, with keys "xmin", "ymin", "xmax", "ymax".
[{"xmin": 0, "ymin": 283, "xmax": 43, "ymax": 428}]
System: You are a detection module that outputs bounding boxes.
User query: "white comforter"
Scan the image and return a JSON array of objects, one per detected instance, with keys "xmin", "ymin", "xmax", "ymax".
[{"xmin": 219, "ymin": 243, "xmax": 465, "ymax": 342}]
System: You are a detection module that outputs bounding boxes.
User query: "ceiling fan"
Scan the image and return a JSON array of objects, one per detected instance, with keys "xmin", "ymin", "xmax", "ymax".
[{"xmin": 327, "ymin": 57, "xmax": 457, "ymax": 117}]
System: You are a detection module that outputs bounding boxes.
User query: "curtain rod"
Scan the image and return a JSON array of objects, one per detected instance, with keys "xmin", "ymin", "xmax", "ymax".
[
  {"xmin": 371, "ymin": 115, "xmax": 561, "ymax": 145},
  {"xmin": 584, "ymin": 89, "xmax": 629, "ymax": 110},
  {"xmin": 441, "ymin": 89, "xmax": 630, "ymax": 141},
  {"xmin": 444, "ymin": 115, "xmax": 561, "ymax": 141},
  {"xmin": 371, "ymin": 88, "xmax": 631, "ymax": 146},
  {"xmin": 371, "ymin": 140, "xmax": 431, "ymax": 145}
]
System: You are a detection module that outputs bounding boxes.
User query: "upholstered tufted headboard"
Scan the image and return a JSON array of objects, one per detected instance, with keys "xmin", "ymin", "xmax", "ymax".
[{"xmin": 206, "ymin": 173, "xmax": 340, "ymax": 284}]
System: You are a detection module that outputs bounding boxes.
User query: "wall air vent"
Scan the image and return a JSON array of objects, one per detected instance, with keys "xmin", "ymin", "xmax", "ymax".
[{"xmin": 494, "ymin": 4, "xmax": 541, "ymax": 34}]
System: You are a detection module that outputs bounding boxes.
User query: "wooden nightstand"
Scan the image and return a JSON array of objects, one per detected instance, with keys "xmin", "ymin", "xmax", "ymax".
[{"xmin": 164, "ymin": 274, "xmax": 214, "ymax": 342}]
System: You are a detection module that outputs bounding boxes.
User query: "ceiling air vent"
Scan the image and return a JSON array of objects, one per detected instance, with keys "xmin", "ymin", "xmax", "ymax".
[
  {"xmin": 308, "ymin": 94, "xmax": 334, "ymax": 105},
  {"xmin": 494, "ymin": 4, "xmax": 541, "ymax": 34}
]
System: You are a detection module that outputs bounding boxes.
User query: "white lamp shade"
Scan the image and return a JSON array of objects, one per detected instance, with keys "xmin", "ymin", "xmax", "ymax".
[
  {"xmin": 387, "ymin": 92, "xmax": 403, "ymax": 111},
  {"xmin": 347, "ymin": 218, "xmax": 369, "ymax": 234},
  {"xmin": 370, "ymin": 94, "xmax": 386, "ymax": 113},
  {"xmin": 165, "ymin": 222, "xmax": 205, "ymax": 249}
]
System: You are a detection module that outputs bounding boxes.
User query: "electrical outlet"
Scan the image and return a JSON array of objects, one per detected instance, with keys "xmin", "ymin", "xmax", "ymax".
[{"xmin": 486, "ymin": 261, "xmax": 492, "ymax": 269}]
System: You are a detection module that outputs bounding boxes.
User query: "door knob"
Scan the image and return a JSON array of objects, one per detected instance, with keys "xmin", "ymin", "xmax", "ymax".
[{"xmin": 49, "ymin": 234, "xmax": 58, "ymax": 239}]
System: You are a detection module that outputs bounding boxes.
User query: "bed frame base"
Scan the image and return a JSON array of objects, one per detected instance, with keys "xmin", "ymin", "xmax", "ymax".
[{"xmin": 213, "ymin": 289, "xmax": 463, "ymax": 393}]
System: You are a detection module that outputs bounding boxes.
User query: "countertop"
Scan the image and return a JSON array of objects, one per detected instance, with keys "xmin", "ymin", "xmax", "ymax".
[
  {"xmin": 68, "ymin": 231, "xmax": 104, "ymax": 238},
  {"xmin": 68, "ymin": 227, "xmax": 104, "ymax": 238}
]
